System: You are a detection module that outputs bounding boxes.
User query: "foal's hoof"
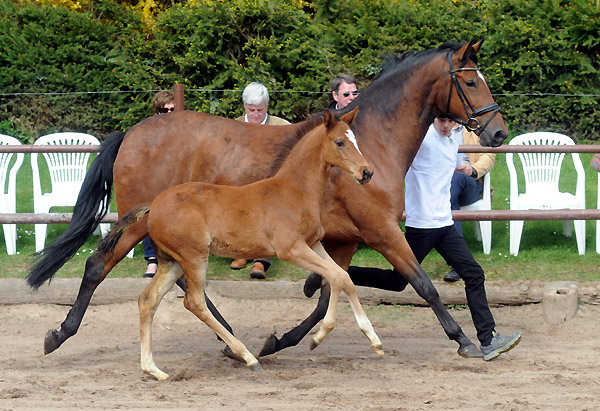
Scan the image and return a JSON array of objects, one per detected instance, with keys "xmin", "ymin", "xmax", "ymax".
[
  {"xmin": 44, "ymin": 329, "xmax": 61, "ymax": 355},
  {"xmin": 222, "ymin": 346, "xmax": 245, "ymax": 363},
  {"xmin": 258, "ymin": 333, "xmax": 278, "ymax": 357},
  {"xmin": 457, "ymin": 343, "xmax": 484, "ymax": 358},
  {"xmin": 248, "ymin": 362, "xmax": 264, "ymax": 372},
  {"xmin": 372, "ymin": 343, "xmax": 385, "ymax": 356}
]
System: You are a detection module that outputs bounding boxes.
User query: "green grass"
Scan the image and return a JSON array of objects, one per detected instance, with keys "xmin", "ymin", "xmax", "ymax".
[{"xmin": 1, "ymin": 150, "xmax": 599, "ymax": 283}]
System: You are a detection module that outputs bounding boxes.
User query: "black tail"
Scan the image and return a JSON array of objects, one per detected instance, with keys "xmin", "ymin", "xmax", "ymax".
[{"xmin": 26, "ymin": 131, "xmax": 126, "ymax": 289}]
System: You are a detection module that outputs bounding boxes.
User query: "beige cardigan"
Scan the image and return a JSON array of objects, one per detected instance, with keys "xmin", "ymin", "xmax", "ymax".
[{"xmin": 463, "ymin": 129, "xmax": 495, "ymax": 180}]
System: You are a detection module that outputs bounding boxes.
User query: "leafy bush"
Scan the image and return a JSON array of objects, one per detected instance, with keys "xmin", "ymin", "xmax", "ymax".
[{"xmin": 0, "ymin": 0, "xmax": 598, "ymax": 140}]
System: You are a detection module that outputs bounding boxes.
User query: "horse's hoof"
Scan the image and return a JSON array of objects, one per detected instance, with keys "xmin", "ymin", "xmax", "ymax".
[
  {"xmin": 303, "ymin": 273, "xmax": 322, "ymax": 298},
  {"xmin": 258, "ymin": 333, "xmax": 278, "ymax": 357},
  {"xmin": 44, "ymin": 329, "xmax": 61, "ymax": 355},
  {"xmin": 457, "ymin": 343, "xmax": 484, "ymax": 358},
  {"xmin": 309, "ymin": 338, "xmax": 320, "ymax": 351},
  {"xmin": 248, "ymin": 362, "xmax": 264, "ymax": 372},
  {"xmin": 372, "ymin": 344, "xmax": 384, "ymax": 356},
  {"xmin": 222, "ymin": 346, "xmax": 245, "ymax": 363}
]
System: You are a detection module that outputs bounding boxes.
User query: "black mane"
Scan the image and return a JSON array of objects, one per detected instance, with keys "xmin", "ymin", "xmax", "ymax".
[
  {"xmin": 377, "ymin": 41, "xmax": 474, "ymax": 82},
  {"xmin": 335, "ymin": 41, "xmax": 475, "ymax": 121}
]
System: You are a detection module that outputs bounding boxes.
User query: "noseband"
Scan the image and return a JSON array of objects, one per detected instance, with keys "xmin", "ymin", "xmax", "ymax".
[{"xmin": 446, "ymin": 51, "xmax": 500, "ymax": 135}]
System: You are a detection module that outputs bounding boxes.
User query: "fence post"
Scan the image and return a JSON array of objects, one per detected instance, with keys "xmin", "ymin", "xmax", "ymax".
[{"xmin": 174, "ymin": 83, "xmax": 184, "ymax": 111}]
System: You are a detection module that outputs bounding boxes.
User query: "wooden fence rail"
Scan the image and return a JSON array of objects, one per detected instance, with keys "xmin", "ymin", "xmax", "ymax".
[{"xmin": 1, "ymin": 144, "xmax": 599, "ymax": 223}]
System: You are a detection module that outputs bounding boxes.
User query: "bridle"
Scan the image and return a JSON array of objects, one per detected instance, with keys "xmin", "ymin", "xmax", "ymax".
[{"xmin": 446, "ymin": 50, "xmax": 500, "ymax": 135}]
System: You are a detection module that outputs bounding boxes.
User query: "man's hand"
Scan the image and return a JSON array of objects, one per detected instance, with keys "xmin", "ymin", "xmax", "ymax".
[{"xmin": 455, "ymin": 164, "xmax": 473, "ymax": 176}]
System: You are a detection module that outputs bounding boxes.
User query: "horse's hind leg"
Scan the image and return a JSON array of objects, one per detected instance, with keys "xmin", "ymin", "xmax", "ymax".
[
  {"xmin": 139, "ymin": 259, "xmax": 183, "ymax": 381},
  {"xmin": 175, "ymin": 276, "xmax": 235, "ymax": 337},
  {"xmin": 181, "ymin": 258, "xmax": 262, "ymax": 372},
  {"xmin": 44, "ymin": 227, "xmax": 145, "ymax": 355}
]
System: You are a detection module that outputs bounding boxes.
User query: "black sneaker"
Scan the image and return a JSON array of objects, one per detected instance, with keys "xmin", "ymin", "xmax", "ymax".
[
  {"xmin": 443, "ymin": 269, "xmax": 460, "ymax": 282},
  {"xmin": 481, "ymin": 331, "xmax": 522, "ymax": 361}
]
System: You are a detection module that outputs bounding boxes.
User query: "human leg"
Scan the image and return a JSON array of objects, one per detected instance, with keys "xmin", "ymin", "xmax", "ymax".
[
  {"xmin": 143, "ymin": 236, "xmax": 157, "ymax": 277},
  {"xmin": 250, "ymin": 258, "xmax": 271, "ymax": 279},
  {"xmin": 434, "ymin": 226, "xmax": 496, "ymax": 345}
]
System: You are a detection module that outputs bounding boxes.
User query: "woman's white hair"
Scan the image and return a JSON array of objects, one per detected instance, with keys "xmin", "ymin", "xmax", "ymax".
[{"xmin": 242, "ymin": 82, "xmax": 269, "ymax": 106}]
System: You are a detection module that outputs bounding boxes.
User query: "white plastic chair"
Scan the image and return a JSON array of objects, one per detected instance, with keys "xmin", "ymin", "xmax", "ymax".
[
  {"xmin": 507, "ymin": 132, "xmax": 586, "ymax": 256},
  {"xmin": 460, "ymin": 172, "xmax": 492, "ymax": 254},
  {"xmin": 0, "ymin": 135, "xmax": 24, "ymax": 255},
  {"xmin": 31, "ymin": 132, "xmax": 110, "ymax": 252}
]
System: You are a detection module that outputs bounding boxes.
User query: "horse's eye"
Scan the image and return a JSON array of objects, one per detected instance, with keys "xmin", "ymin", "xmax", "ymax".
[
  {"xmin": 466, "ymin": 80, "xmax": 476, "ymax": 88},
  {"xmin": 336, "ymin": 140, "xmax": 345, "ymax": 147}
]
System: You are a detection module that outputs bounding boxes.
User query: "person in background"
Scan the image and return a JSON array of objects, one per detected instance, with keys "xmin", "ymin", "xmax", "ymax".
[
  {"xmin": 229, "ymin": 82, "xmax": 291, "ymax": 279},
  {"xmin": 444, "ymin": 126, "xmax": 496, "ymax": 282},
  {"xmin": 591, "ymin": 153, "xmax": 600, "ymax": 172},
  {"xmin": 328, "ymin": 74, "xmax": 359, "ymax": 110},
  {"xmin": 143, "ymin": 90, "xmax": 175, "ymax": 278}
]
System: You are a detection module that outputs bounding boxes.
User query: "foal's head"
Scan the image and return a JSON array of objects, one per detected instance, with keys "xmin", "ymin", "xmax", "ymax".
[{"xmin": 322, "ymin": 108, "xmax": 373, "ymax": 185}]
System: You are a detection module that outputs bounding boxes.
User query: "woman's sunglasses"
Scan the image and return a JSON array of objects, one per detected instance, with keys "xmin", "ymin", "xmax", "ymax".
[{"xmin": 156, "ymin": 107, "xmax": 175, "ymax": 114}]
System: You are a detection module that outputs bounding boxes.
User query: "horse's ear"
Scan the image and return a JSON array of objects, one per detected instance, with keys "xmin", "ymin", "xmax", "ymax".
[
  {"xmin": 323, "ymin": 109, "xmax": 335, "ymax": 129},
  {"xmin": 341, "ymin": 107, "xmax": 359, "ymax": 126},
  {"xmin": 456, "ymin": 39, "xmax": 479, "ymax": 64},
  {"xmin": 471, "ymin": 38, "xmax": 484, "ymax": 54}
]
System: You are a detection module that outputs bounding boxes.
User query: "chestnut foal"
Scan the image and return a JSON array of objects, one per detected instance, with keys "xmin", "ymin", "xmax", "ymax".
[{"xmin": 99, "ymin": 109, "xmax": 381, "ymax": 380}]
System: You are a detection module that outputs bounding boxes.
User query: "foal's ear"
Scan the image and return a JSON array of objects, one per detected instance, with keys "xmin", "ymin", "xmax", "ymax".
[
  {"xmin": 341, "ymin": 107, "xmax": 359, "ymax": 125},
  {"xmin": 323, "ymin": 109, "xmax": 335, "ymax": 129}
]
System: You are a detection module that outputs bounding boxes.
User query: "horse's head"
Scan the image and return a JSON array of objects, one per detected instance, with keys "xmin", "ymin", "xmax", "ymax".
[
  {"xmin": 445, "ymin": 39, "xmax": 508, "ymax": 147},
  {"xmin": 323, "ymin": 108, "xmax": 373, "ymax": 185}
]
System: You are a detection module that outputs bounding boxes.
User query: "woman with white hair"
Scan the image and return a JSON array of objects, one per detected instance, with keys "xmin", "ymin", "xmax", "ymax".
[{"xmin": 231, "ymin": 82, "xmax": 290, "ymax": 278}]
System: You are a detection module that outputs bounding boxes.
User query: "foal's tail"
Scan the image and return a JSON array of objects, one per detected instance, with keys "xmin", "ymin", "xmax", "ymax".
[
  {"xmin": 26, "ymin": 131, "xmax": 126, "ymax": 290},
  {"xmin": 97, "ymin": 206, "xmax": 150, "ymax": 257}
]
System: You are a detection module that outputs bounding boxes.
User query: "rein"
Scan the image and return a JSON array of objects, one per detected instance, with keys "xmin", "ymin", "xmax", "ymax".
[{"xmin": 446, "ymin": 50, "xmax": 500, "ymax": 135}]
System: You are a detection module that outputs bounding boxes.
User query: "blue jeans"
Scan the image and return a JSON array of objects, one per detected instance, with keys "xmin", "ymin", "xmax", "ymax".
[
  {"xmin": 450, "ymin": 172, "xmax": 482, "ymax": 236},
  {"xmin": 143, "ymin": 236, "xmax": 156, "ymax": 262}
]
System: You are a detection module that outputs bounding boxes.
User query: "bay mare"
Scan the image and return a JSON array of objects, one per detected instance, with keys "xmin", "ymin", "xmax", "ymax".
[
  {"xmin": 100, "ymin": 109, "xmax": 381, "ymax": 380},
  {"xmin": 28, "ymin": 39, "xmax": 508, "ymax": 359}
]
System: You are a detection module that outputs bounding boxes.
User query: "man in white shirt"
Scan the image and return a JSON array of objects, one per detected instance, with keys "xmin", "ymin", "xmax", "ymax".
[{"xmin": 405, "ymin": 117, "xmax": 521, "ymax": 360}]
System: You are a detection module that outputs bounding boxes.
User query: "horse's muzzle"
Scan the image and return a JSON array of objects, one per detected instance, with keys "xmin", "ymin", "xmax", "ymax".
[{"xmin": 358, "ymin": 168, "xmax": 374, "ymax": 185}]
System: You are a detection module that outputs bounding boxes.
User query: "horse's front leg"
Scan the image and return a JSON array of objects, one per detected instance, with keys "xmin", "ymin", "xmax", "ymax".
[
  {"xmin": 44, "ymin": 225, "xmax": 145, "ymax": 355},
  {"xmin": 311, "ymin": 242, "xmax": 383, "ymax": 355},
  {"xmin": 277, "ymin": 241, "xmax": 382, "ymax": 355},
  {"xmin": 259, "ymin": 240, "xmax": 357, "ymax": 357},
  {"xmin": 360, "ymin": 223, "xmax": 477, "ymax": 355}
]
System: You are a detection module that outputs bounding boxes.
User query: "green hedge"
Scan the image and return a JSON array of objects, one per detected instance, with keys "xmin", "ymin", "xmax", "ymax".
[{"xmin": 0, "ymin": 0, "xmax": 598, "ymax": 141}]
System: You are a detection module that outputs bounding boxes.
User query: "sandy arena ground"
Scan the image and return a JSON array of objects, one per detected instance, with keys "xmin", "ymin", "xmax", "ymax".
[{"xmin": 1, "ymin": 287, "xmax": 599, "ymax": 410}]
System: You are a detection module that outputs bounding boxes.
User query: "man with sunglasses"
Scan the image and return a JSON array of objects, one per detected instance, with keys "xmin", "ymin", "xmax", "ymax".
[
  {"xmin": 152, "ymin": 90, "xmax": 175, "ymax": 115},
  {"xmin": 328, "ymin": 74, "xmax": 359, "ymax": 110}
]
